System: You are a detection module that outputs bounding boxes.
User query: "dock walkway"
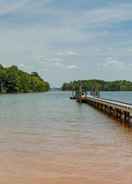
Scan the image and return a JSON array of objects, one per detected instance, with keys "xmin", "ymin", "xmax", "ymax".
[{"xmin": 79, "ymin": 95, "xmax": 132, "ymax": 122}]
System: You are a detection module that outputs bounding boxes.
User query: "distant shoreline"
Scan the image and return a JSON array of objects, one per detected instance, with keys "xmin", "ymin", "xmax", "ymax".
[{"xmin": 62, "ymin": 80, "xmax": 132, "ymax": 91}]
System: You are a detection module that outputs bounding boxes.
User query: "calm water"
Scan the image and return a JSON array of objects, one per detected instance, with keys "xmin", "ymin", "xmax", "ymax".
[
  {"xmin": 101, "ymin": 91, "xmax": 132, "ymax": 104},
  {"xmin": 0, "ymin": 91, "xmax": 132, "ymax": 183}
]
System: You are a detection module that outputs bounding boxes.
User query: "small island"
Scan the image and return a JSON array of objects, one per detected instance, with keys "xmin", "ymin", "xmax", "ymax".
[
  {"xmin": 0, "ymin": 65, "xmax": 50, "ymax": 93},
  {"xmin": 62, "ymin": 79, "xmax": 132, "ymax": 91}
]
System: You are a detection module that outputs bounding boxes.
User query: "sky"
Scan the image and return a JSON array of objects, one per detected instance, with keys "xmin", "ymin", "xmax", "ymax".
[{"xmin": 0, "ymin": 0, "xmax": 132, "ymax": 87}]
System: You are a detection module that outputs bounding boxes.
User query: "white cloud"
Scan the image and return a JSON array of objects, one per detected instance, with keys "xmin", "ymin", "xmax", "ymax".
[
  {"xmin": 19, "ymin": 63, "xmax": 25, "ymax": 67},
  {"xmin": 102, "ymin": 57, "xmax": 125, "ymax": 70},
  {"xmin": 54, "ymin": 62, "xmax": 64, "ymax": 68},
  {"xmin": 66, "ymin": 51, "xmax": 79, "ymax": 56},
  {"xmin": 56, "ymin": 50, "xmax": 79, "ymax": 56},
  {"xmin": 67, "ymin": 65, "xmax": 79, "ymax": 69},
  {"xmin": 50, "ymin": 58, "xmax": 64, "ymax": 62},
  {"xmin": 53, "ymin": 62, "xmax": 79, "ymax": 70}
]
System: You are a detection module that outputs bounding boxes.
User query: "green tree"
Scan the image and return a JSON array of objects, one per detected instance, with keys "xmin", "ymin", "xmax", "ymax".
[{"xmin": 0, "ymin": 65, "xmax": 50, "ymax": 93}]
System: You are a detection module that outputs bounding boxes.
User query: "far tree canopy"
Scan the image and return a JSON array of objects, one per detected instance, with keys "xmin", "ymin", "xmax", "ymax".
[{"xmin": 62, "ymin": 80, "xmax": 132, "ymax": 91}]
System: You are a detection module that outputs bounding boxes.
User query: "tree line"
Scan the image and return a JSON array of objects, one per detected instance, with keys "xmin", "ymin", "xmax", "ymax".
[
  {"xmin": 0, "ymin": 65, "xmax": 50, "ymax": 93},
  {"xmin": 62, "ymin": 79, "xmax": 132, "ymax": 91}
]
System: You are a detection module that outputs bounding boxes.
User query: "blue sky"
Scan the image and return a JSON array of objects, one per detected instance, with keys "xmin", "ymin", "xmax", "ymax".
[{"xmin": 0, "ymin": 0, "xmax": 132, "ymax": 86}]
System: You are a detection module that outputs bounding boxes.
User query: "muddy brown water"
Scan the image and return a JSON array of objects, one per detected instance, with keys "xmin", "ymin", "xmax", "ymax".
[{"xmin": 0, "ymin": 91, "xmax": 132, "ymax": 183}]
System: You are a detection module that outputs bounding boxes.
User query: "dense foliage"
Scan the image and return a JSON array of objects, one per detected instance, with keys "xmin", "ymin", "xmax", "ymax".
[
  {"xmin": 62, "ymin": 79, "xmax": 132, "ymax": 91},
  {"xmin": 0, "ymin": 65, "xmax": 50, "ymax": 93}
]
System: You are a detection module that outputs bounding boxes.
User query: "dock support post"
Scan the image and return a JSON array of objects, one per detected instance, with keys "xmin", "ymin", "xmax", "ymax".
[{"xmin": 124, "ymin": 111, "xmax": 127, "ymax": 122}]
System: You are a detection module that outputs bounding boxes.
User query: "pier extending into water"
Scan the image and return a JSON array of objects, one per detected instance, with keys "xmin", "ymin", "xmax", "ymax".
[
  {"xmin": 70, "ymin": 82, "xmax": 132, "ymax": 123},
  {"xmin": 77, "ymin": 95, "xmax": 132, "ymax": 123}
]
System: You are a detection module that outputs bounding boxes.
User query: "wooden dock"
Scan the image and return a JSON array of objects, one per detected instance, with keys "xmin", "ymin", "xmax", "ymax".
[{"xmin": 78, "ymin": 95, "xmax": 132, "ymax": 123}]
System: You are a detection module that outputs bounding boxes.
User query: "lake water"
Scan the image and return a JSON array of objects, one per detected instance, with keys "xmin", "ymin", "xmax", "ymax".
[{"xmin": 0, "ymin": 91, "xmax": 132, "ymax": 183}]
